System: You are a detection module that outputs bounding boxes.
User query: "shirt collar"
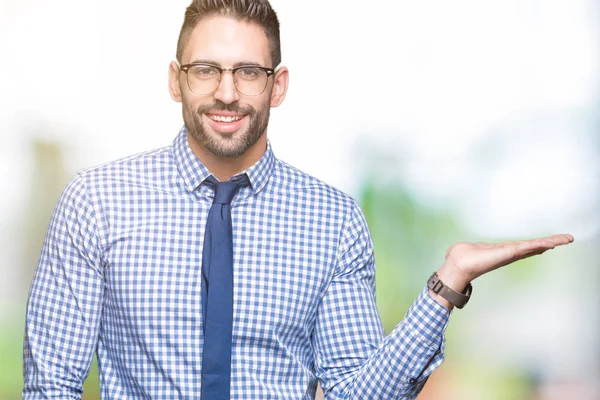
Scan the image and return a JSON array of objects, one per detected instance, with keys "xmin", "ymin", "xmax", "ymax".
[
  {"xmin": 171, "ymin": 125, "xmax": 275, "ymax": 194},
  {"xmin": 242, "ymin": 139, "xmax": 275, "ymax": 195}
]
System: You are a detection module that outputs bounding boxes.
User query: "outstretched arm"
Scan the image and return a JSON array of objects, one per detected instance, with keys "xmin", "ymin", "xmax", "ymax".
[
  {"xmin": 313, "ymin": 201, "xmax": 573, "ymax": 399},
  {"xmin": 313, "ymin": 203, "xmax": 450, "ymax": 399}
]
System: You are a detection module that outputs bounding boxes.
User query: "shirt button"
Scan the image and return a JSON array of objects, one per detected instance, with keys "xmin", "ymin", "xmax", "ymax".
[{"xmin": 409, "ymin": 378, "xmax": 417, "ymax": 384}]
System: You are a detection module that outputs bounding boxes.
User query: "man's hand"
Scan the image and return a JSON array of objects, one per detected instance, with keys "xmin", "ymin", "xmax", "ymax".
[{"xmin": 430, "ymin": 234, "xmax": 574, "ymax": 309}]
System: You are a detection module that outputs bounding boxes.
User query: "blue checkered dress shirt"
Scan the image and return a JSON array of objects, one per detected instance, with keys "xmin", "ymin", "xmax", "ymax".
[{"xmin": 24, "ymin": 127, "xmax": 450, "ymax": 399}]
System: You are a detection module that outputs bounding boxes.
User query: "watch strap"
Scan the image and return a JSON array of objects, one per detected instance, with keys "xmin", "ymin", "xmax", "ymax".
[{"xmin": 427, "ymin": 272, "xmax": 472, "ymax": 309}]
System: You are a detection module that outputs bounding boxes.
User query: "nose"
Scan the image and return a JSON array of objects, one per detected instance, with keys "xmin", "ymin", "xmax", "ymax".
[{"xmin": 212, "ymin": 71, "xmax": 240, "ymax": 104}]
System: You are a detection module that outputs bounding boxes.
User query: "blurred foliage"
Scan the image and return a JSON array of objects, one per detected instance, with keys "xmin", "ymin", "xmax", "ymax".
[
  {"xmin": 4, "ymin": 137, "xmax": 102, "ymax": 398},
  {"xmin": 357, "ymin": 178, "xmax": 554, "ymax": 399},
  {"xmin": 21, "ymin": 139, "xmax": 69, "ymax": 287},
  {"xmin": 83, "ymin": 360, "xmax": 100, "ymax": 399},
  {"xmin": 0, "ymin": 315, "xmax": 99, "ymax": 399},
  {"xmin": 0, "ymin": 320, "xmax": 23, "ymax": 399},
  {"xmin": 359, "ymin": 179, "xmax": 463, "ymax": 332}
]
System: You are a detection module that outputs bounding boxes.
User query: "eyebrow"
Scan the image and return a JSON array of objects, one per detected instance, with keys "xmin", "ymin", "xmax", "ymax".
[{"xmin": 189, "ymin": 59, "xmax": 265, "ymax": 68}]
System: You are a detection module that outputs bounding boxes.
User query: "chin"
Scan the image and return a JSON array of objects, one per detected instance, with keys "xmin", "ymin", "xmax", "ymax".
[
  {"xmin": 186, "ymin": 113, "xmax": 266, "ymax": 159},
  {"xmin": 205, "ymin": 136, "xmax": 254, "ymax": 158}
]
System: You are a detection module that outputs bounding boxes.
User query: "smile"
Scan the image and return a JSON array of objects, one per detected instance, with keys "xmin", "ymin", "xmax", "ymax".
[
  {"xmin": 204, "ymin": 113, "xmax": 248, "ymax": 134},
  {"xmin": 207, "ymin": 115, "xmax": 244, "ymax": 123}
]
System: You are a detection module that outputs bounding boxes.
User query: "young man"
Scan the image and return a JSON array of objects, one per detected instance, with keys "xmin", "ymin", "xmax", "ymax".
[{"xmin": 23, "ymin": 0, "xmax": 573, "ymax": 398}]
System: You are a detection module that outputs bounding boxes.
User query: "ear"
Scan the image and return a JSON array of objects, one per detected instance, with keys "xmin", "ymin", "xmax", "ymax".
[
  {"xmin": 169, "ymin": 61, "xmax": 183, "ymax": 103},
  {"xmin": 269, "ymin": 66, "xmax": 289, "ymax": 108}
]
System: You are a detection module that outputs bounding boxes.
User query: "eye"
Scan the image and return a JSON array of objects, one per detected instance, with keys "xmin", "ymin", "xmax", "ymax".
[
  {"xmin": 190, "ymin": 65, "xmax": 219, "ymax": 79},
  {"xmin": 236, "ymin": 67, "xmax": 260, "ymax": 79}
]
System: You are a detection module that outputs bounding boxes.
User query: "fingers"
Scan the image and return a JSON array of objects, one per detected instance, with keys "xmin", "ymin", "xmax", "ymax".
[
  {"xmin": 535, "ymin": 234, "xmax": 574, "ymax": 249},
  {"xmin": 493, "ymin": 234, "xmax": 573, "ymax": 262},
  {"xmin": 549, "ymin": 233, "xmax": 575, "ymax": 244},
  {"xmin": 512, "ymin": 234, "xmax": 573, "ymax": 249}
]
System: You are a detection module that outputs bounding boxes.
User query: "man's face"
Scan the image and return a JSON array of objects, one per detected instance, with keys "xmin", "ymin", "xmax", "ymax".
[{"xmin": 174, "ymin": 17, "xmax": 276, "ymax": 158}]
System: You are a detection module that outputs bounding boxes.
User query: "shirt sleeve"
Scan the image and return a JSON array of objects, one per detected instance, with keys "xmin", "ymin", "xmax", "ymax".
[
  {"xmin": 312, "ymin": 201, "xmax": 451, "ymax": 399},
  {"xmin": 23, "ymin": 174, "xmax": 105, "ymax": 399}
]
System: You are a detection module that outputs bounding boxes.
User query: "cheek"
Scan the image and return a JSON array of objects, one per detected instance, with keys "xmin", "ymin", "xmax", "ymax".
[
  {"xmin": 182, "ymin": 95, "xmax": 206, "ymax": 114},
  {"xmin": 181, "ymin": 99, "xmax": 203, "ymax": 126},
  {"xmin": 181, "ymin": 90, "xmax": 194, "ymax": 107},
  {"xmin": 251, "ymin": 94, "xmax": 272, "ymax": 112}
]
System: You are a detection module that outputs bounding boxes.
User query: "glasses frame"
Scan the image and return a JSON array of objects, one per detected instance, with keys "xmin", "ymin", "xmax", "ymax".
[{"xmin": 175, "ymin": 60, "xmax": 276, "ymax": 96}]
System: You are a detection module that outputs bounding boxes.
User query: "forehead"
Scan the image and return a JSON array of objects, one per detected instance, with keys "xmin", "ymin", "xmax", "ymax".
[{"xmin": 182, "ymin": 16, "xmax": 271, "ymax": 67}]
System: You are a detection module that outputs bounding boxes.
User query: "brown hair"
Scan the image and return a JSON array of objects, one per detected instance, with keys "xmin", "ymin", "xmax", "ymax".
[{"xmin": 176, "ymin": 0, "xmax": 281, "ymax": 68}]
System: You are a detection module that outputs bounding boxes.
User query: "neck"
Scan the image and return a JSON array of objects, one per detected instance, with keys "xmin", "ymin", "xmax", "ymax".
[{"xmin": 187, "ymin": 132, "xmax": 267, "ymax": 182}]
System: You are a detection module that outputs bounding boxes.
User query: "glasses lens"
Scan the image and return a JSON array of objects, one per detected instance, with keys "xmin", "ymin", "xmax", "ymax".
[
  {"xmin": 187, "ymin": 65, "xmax": 220, "ymax": 95},
  {"xmin": 234, "ymin": 67, "xmax": 269, "ymax": 96}
]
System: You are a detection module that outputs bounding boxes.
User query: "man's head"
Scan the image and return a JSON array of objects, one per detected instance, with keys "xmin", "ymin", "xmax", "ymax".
[
  {"xmin": 176, "ymin": 0, "xmax": 282, "ymax": 69},
  {"xmin": 169, "ymin": 0, "xmax": 288, "ymax": 161}
]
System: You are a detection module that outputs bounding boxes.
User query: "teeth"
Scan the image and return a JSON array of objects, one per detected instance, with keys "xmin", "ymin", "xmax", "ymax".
[{"xmin": 209, "ymin": 115, "xmax": 243, "ymax": 123}]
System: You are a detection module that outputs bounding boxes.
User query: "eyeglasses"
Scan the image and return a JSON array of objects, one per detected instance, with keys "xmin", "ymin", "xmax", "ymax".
[{"xmin": 175, "ymin": 60, "xmax": 275, "ymax": 96}]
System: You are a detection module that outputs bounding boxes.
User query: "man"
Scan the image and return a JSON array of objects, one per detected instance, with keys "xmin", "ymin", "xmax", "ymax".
[{"xmin": 22, "ymin": 0, "xmax": 573, "ymax": 399}]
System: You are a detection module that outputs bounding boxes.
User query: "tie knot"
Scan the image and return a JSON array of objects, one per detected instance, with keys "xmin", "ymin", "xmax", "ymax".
[{"xmin": 206, "ymin": 175, "xmax": 250, "ymax": 205}]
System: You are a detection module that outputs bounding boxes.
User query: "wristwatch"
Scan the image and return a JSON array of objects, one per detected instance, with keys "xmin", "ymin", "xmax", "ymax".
[{"xmin": 427, "ymin": 272, "xmax": 473, "ymax": 309}]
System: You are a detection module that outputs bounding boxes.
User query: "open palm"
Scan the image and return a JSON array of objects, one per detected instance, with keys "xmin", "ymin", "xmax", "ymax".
[{"xmin": 442, "ymin": 234, "xmax": 574, "ymax": 285}]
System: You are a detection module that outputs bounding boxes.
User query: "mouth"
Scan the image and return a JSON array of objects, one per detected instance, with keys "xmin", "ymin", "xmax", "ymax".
[{"xmin": 204, "ymin": 113, "xmax": 248, "ymax": 133}]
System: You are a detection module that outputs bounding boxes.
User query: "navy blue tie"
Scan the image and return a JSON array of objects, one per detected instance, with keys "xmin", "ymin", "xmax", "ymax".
[{"xmin": 200, "ymin": 175, "xmax": 248, "ymax": 400}]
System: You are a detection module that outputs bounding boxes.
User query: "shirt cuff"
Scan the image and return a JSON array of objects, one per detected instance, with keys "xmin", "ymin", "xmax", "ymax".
[{"xmin": 402, "ymin": 286, "xmax": 452, "ymax": 348}]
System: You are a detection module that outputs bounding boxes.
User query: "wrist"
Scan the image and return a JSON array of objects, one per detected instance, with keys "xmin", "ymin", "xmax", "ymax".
[
  {"xmin": 428, "ymin": 288, "xmax": 453, "ymax": 310},
  {"xmin": 436, "ymin": 262, "xmax": 471, "ymax": 293},
  {"xmin": 427, "ymin": 265, "xmax": 474, "ymax": 310}
]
